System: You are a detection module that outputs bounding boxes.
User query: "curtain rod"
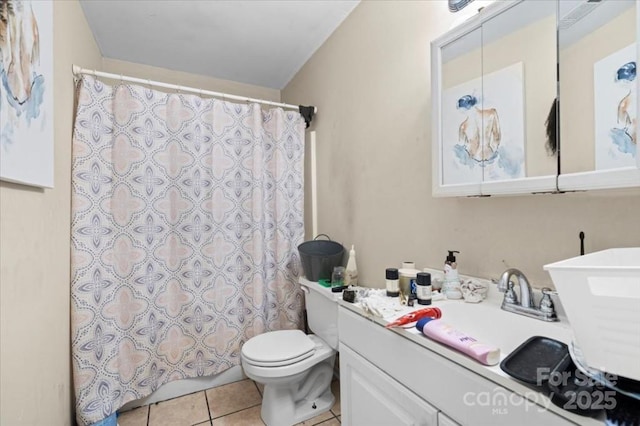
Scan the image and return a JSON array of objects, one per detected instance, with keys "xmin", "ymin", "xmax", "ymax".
[{"xmin": 71, "ymin": 65, "xmax": 316, "ymax": 114}]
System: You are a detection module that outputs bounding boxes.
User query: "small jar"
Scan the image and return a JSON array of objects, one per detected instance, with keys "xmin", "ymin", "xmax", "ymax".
[
  {"xmin": 399, "ymin": 267, "xmax": 419, "ymax": 300},
  {"xmin": 385, "ymin": 268, "xmax": 399, "ymax": 297},
  {"xmin": 331, "ymin": 266, "xmax": 345, "ymax": 287},
  {"xmin": 416, "ymin": 272, "xmax": 432, "ymax": 305}
]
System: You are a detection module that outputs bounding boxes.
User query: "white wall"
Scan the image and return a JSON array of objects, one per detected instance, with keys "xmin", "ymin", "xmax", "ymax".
[
  {"xmin": 0, "ymin": 1, "xmax": 102, "ymax": 424},
  {"xmin": 102, "ymin": 58, "xmax": 281, "ymax": 102},
  {"xmin": 282, "ymin": 1, "xmax": 640, "ymax": 289}
]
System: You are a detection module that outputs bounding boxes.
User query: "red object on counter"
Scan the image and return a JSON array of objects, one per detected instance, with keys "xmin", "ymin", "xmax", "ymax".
[{"xmin": 385, "ymin": 307, "xmax": 442, "ymax": 328}]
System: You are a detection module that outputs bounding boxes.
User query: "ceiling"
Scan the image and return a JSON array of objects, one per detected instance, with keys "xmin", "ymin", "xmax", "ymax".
[{"xmin": 80, "ymin": 0, "xmax": 360, "ymax": 90}]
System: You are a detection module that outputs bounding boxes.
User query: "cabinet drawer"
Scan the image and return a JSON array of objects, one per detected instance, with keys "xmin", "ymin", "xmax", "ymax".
[{"xmin": 339, "ymin": 308, "xmax": 571, "ymax": 426}]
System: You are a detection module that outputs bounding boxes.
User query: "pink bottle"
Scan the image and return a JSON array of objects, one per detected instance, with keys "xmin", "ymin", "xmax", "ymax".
[{"xmin": 415, "ymin": 317, "xmax": 500, "ymax": 366}]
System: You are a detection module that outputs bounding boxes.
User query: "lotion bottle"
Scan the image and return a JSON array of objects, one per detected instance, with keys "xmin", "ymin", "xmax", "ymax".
[
  {"xmin": 443, "ymin": 250, "xmax": 462, "ymax": 299},
  {"xmin": 416, "ymin": 317, "xmax": 500, "ymax": 365},
  {"xmin": 344, "ymin": 245, "xmax": 358, "ymax": 286}
]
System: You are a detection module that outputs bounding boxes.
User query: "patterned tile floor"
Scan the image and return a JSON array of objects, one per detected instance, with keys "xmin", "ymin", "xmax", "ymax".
[{"xmin": 117, "ymin": 378, "xmax": 341, "ymax": 426}]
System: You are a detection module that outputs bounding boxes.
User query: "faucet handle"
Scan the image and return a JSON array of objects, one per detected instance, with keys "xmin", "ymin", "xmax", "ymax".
[
  {"xmin": 539, "ymin": 287, "xmax": 556, "ymax": 314},
  {"xmin": 503, "ymin": 280, "xmax": 518, "ymax": 304},
  {"xmin": 541, "ymin": 287, "xmax": 558, "ymax": 296}
]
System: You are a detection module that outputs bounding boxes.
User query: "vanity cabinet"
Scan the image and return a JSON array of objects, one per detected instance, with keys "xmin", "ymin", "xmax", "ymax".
[
  {"xmin": 340, "ymin": 345, "xmax": 439, "ymax": 426},
  {"xmin": 338, "ymin": 306, "xmax": 576, "ymax": 426}
]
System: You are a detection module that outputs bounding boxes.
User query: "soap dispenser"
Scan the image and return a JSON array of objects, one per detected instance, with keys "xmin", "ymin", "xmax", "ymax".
[
  {"xmin": 344, "ymin": 245, "xmax": 358, "ymax": 286},
  {"xmin": 443, "ymin": 250, "xmax": 462, "ymax": 299}
]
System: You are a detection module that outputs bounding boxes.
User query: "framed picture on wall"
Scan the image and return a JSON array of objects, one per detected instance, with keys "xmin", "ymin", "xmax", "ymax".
[{"xmin": 0, "ymin": 0, "xmax": 54, "ymax": 188}]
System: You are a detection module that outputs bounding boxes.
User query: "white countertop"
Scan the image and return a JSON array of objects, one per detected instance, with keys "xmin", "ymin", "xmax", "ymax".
[{"xmin": 310, "ymin": 275, "xmax": 606, "ymax": 426}]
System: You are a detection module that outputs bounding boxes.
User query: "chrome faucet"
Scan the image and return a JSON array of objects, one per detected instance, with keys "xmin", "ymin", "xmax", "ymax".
[{"xmin": 497, "ymin": 268, "xmax": 557, "ymax": 322}]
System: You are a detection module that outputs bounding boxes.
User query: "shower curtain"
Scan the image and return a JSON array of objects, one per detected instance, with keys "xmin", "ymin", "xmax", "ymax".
[{"xmin": 70, "ymin": 75, "xmax": 305, "ymax": 425}]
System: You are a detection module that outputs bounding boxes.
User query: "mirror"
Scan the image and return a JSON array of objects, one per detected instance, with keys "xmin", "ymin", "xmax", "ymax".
[
  {"xmin": 480, "ymin": 0, "xmax": 558, "ymax": 192},
  {"xmin": 558, "ymin": 0, "xmax": 639, "ymax": 190},
  {"xmin": 438, "ymin": 27, "xmax": 483, "ymax": 194},
  {"xmin": 432, "ymin": 0, "xmax": 559, "ymax": 197}
]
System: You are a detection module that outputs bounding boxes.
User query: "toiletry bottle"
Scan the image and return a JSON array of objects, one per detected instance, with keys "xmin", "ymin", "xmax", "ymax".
[
  {"xmin": 416, "ymin": 317, "xmax": 500, "ymax": 365},
  {"xmin": 399, "ymin": 262, "xmax": 420, "ymax": 303},
  {"xmin": 443, "ymin": 250, "xmax": 462, "ymax": 299},
  {"xmin": 344, "ymin": 245, "xmax": 358, "ymax": 286},
  {"xmin": 416, "ymin": 272, "xmax": 432, "ymax": 305},
  {"xmin": 385, "ymin": 268, "xmax": 399, "ymax": 297}
]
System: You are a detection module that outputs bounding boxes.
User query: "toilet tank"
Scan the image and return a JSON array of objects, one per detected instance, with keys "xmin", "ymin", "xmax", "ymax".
[{"xmin": 300, "ymin": 278, "xmax": 339, "ymax": 350}]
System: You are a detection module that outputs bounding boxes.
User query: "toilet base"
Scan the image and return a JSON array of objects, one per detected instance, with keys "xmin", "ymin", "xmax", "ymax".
[
  {"xmin": 259, "ymin": 355, "xmax": 336, "ymax": 426},
  {"xmin": 262, "ymin": 386, "xmax": 335, "ymax": 426},
  {"xmin": 293, "ymin": 387, "xmax": 335, "ymax": 424}
]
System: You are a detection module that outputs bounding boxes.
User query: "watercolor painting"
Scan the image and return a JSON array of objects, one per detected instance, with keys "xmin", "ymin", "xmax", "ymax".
[
  {"xmin": 0, "ymin": 0, "xmax": 54, "ymax": 188},
  {"xmin": 442, "ymin": 62, "xmax": 525, "ymax": 185},
  {"xmin": 594, "ymin": 43, "xmax": 637, "ymax": 170}
]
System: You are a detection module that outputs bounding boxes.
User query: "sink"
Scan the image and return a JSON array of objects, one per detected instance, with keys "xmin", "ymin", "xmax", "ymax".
[{"xmin": 430, "ymin": 300, "xmax": 572, "ymax": 356}]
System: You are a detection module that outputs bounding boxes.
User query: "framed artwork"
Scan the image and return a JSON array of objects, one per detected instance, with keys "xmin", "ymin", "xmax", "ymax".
[
  {"xmin": 594, "ymin": 43, "xmax": 637, "ymax": 170},
  {"xmin": 442, "ymin": 62, "xmax": 525, "ymax": 184},
  {"xmin": 0, "ymin": 0, "xmax": 54, "ymax": 188}
]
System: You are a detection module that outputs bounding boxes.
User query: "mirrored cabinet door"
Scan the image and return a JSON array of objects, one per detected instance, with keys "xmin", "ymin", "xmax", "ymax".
[
  {"xmin": 558, "ymin": 0, "xmax": 640, "ymax": 191},
  {"xmin": 432, "ymin": 25, "xmax": 483, "ymax": 196},
  {"xmin": 431, "ymin": 0, "xmax": 558, "ymax": 197},
  {"xmin": 479, "ymin": 0, "xmax": 558, "ymax": 195}
]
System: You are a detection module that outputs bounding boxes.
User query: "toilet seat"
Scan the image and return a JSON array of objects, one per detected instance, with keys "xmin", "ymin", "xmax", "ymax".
[{"xmin": 242, "ymin": 330, "xmax": 316, "ymax": 367}]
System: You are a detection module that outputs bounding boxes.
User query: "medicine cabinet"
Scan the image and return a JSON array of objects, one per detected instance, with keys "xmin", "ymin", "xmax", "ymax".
[{"xmin": 431, "ymin": 0, "xmax": 640, "ymax": 197}]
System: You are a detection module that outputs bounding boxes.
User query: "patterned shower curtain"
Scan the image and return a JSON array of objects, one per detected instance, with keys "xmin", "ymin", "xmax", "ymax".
[{"xmin": 70, "ymin": 75, "xmax": 305, "ymax": 425}]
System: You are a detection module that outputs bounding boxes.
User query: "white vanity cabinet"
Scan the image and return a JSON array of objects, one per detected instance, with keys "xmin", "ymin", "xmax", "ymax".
[
  {"xmin": 340, "ymin": 345, "xmax": 439, "ymax": 426},
  {"xmin": 338, "ymin": 306, "xmax": 577, "ymax": 426}
]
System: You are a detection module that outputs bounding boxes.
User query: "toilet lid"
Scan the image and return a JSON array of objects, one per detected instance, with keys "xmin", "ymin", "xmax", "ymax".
[{"xmin": 242, "ymin": 330, "xmax": 316, "ymax": 366}]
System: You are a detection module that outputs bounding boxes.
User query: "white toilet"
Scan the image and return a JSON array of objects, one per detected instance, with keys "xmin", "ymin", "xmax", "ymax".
[{"xmin": 241, "ymin": 279, "xmax": 339, "ymax": 426}]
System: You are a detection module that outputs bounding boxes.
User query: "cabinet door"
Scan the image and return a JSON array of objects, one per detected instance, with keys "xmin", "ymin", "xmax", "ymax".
[
  {"xmin": 339, "ymin": 344, "xmax": 438, "ymax": 426},
  {"xmin": 557, "ymin": 0, "xmax": 640, "ymax": 191},
  {"xmin": 438, "ymin": 412, "xmax": 461, "ymax": 426},
  {"xmin": 432, "ymin": 0, "xmax": 559, "ymax": 197}
]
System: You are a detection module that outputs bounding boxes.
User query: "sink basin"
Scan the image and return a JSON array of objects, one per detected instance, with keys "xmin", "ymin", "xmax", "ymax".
[{"xmin": 429, "ymin": 300, "xmax": 572, "ymax": 356}]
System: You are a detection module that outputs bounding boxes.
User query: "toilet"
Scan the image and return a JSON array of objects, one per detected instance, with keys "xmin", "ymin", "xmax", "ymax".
[{"xmin": 241, "ymin": 279, "xmax": 339, "ymax": 426}]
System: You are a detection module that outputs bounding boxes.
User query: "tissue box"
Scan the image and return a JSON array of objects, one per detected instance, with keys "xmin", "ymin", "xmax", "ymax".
[{"xmin": 544, "ymin": 248, "xmax": 640, "ymax": 381}]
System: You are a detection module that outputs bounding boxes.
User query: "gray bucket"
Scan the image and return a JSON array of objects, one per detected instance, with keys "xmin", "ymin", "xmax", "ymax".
[{"xmin": 298, "ymin": 234, "xmax": 345, "ymax": 282}]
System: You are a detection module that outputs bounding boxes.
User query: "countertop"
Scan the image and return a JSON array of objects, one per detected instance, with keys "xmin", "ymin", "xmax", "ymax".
[{"xmin": 321, "ymin": 273, "xmax": 606, "ymax": 426}]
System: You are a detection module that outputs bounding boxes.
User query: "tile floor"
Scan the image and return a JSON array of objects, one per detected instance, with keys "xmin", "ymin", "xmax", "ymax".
[{"xmin": 117, "ymin": 378, "xmax": 341, "ymax": 426}]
